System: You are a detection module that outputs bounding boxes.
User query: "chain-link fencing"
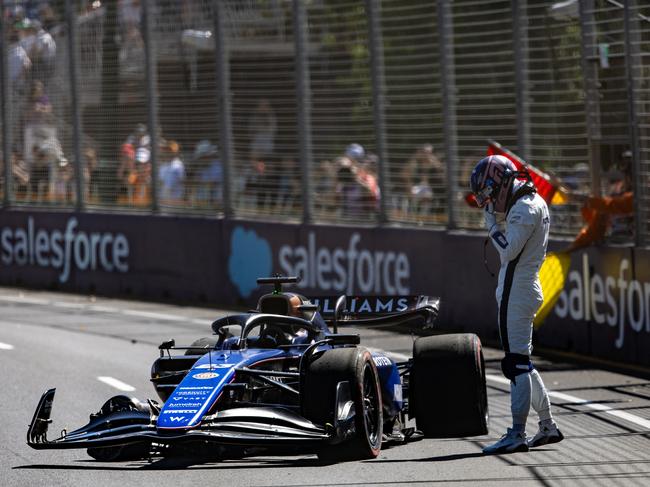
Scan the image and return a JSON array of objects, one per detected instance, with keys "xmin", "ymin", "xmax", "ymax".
[{"xmin": 0, "ymin": 0, "xmax": 648, "ymax": 246}]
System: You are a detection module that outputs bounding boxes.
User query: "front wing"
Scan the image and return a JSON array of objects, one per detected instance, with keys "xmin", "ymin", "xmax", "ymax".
[{"xmin": 27, "ymin": 389, "xmax": 335, "ymax": 451}]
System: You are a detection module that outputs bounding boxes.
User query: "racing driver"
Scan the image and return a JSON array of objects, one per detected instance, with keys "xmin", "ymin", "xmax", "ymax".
[{"xmin": 470, "ymin": 155, "xmax": 564, "ymax": 454}]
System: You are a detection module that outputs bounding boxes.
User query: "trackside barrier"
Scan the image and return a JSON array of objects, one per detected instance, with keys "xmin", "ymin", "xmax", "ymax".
[{"xmin": 0, "ymin": 210, "xmax": 648, "ymax": 368}]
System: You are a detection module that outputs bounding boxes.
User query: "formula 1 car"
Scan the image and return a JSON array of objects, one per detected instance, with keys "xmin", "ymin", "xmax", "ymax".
[{"xmin": 27, "ymin": 276, "xmax": 488, "ymax": 462}]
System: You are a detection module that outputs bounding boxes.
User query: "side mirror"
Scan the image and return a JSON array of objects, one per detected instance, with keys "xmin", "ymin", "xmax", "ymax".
[
  {"xmin": 158, "ymin": 339, "xmax": 175, "ymax": 350},
  {"xmin": 333, "ymin": 295, "xmax": 347, "ymax": 334},
  {"xmin": 158, "ymin": 339, "xmax": 175, "ymax": 357}
]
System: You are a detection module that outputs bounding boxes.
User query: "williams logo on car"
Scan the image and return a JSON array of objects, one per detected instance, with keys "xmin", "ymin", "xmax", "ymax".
[{"xmin": 193, "ymin": 372, "xmax": 220, "ymax": 380}]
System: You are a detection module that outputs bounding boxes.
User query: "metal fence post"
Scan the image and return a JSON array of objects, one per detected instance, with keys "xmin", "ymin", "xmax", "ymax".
[
  {"xmin": 437, "ymin": 0, "xmax": 458, "ymax": 230},
  {"xmin": 142, "ymin": 0, "xmax": 159, "ymax": 212},
  {"xmin": 366, "ymin": 0, "xmax": 389, "ymax": 224},
  {"xmin": 213, "ymin": 0, "xmax": 233, "ymax": 219},
  {"xmin": 1, "ymin": 17, "xmax": 11, "ymax": 207},
  {"xmin": 579, "ymin": 0, "xmax": 602, "ymax": 197},
  {"xmin": 66, "ymin": 0, "xmax": 84, "ymax": 211},
  {"xmin": 513, "ymin": 0, "xmax": 530, "ymax": 163},
  {"xmin": 623, "ymin": 0, "xmax": 643, "ymax": 247},
  {"xmin": 293, "ymin": 0, "xmax": 313, "ymax": 224}
]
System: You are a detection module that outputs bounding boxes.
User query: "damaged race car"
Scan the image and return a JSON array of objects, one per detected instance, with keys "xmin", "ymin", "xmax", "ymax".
[{"xmin": 27, "ymin": 276, "xmax": 488, "ymax": 462}]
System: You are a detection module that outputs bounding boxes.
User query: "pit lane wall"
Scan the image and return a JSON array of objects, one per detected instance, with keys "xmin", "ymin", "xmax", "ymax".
[{"xmin": 0, "ymin": 210, "xmax": 648, "ymax": 368}]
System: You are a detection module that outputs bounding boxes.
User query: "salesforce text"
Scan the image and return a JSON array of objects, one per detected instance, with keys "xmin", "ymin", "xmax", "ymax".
[
  {"xmin": 1, "ymin": 217, "xmax": 129, "ymax": 283},
  {"xmin": 279, "ymin": 232, "xmax": 410, "ymax": 294},
  {"xmin": 554, "ymin": 253, "xmax": 650, "ymax": 348}
]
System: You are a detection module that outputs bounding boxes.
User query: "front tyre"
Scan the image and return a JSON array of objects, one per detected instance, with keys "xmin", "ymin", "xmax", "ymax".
[
  {"xmin": 302, "ymin": 347, "xmax": 383, "ymax": 462},
  {"xmin": 86, "ymin": 396, "xmax": 152, "ymax": 462}
]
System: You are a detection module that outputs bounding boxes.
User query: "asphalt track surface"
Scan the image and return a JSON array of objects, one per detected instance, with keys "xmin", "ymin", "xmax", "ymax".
[{"xmin": 1, "ymin": 288, "xmax": 649, "ymax": 487}]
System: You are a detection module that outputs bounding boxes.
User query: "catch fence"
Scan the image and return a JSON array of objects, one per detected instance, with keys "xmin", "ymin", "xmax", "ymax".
[{"xmin": 0, "ymin": 0, "xmax": 648, "ymax": 246}]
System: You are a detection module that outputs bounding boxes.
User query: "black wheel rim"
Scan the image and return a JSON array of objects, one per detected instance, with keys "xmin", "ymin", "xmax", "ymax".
[{"xmin": 361, "ymin": 363, "xmax": 380, "ymax": 446}]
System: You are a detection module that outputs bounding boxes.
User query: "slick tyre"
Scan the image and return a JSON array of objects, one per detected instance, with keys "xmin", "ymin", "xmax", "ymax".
[
  {"xmin": 86, "ymin": 396, "xmax": 152, "ymax": 461},
  {"xmin": 302, "ymin": 347, "xmax": 383, "ymax": 462},
  {"xmin": 87, "ymin": 443, "xmax": 151, "ymax": 462},
  {"xmin": 411, "ymin": 333, "xmax": 488, "ymax": 437}
]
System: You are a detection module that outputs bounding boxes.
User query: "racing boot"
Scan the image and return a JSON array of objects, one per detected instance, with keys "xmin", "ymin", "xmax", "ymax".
[
  {"xmin": 482, "ymin": 428, "xmax": 529, "ymax": 455},
  {"xmin": 527, "ymin": 421, "xmax": 564, "ymax": 448}
]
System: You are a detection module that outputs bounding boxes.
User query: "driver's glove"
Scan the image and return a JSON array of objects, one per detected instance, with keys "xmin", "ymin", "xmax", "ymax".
[{"xmin": 484, "ymin": 202, "xmax": 497, "ymax": 232}]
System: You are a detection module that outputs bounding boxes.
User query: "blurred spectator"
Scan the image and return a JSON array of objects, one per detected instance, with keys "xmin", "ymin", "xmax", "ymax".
[
  {"xmin": 125, "ymin": 123, "xmax": 150, "ymax": 148},
  {"xmin": 248, "ymin": 99, "xmax": 277, "ymax": 164},
  {"xmin": 37, "ymin": 2, "xmax": 59, "ymax": 32},
  {"xmin": 119, "ymin": 24, "xmax": 145, "ymax": 84},
  {"xmin": 245, "ymin": 156, "xmax": 271, "ymax": 210},
  {"xmin": 0, "ymin": 152, "xmax": 30, "ymax": 198},
  {"xmin": 116, "ymin": 142, "xmax": 137, "ymax": 203},
  {"xmin": 117, "ymin": 124, "xmax": 151, "ymax": 205},
  {"xmin": 118, "ymin": 0, "xmax": 142, "ymax": 32},
  {"xmin": 20, "ymin": 18, "xmax": 56, "ymax": 87},
  {"xmin": 567, "ymin": 152, "xmax": 634, "ymax": 251},
  {"xmin": 313, "ymin": 159, "xmax": 337, "ymax": 215},
  {"xmin": 158, "ymin": 140, "xmax": 185, "ymax": 204},
  {"xmin": 22, "ymin": 80, "xmax": 54, "ymax": 164},
  {"xmin": 8, "ymin": 28, "xmax": 31, "ymax": 86},
  {"xmin": 134, "ymin": 145, "xmax": 152, "ymax": 204},
  {"xmin": 191, "ymin": 140, "xmax": 222, "ymax": 206},
  {"xmin": 335, "ymin": 152, "xmax": 379, "ymax": 220},
  {"xmin": 400, "ymin": 144, "xmax": 445, "ymax": 217},
  {"xmin": 83, "ymin": 146, "xmax": 99, "ymax": 201},
  {"xmin": 29, "ymin": 144, "xmax": 49, "ymax": 202},
  {"xmin": 24, "ymin": 79, "xmax": 53, "ymax": 127},
  {"xmin": 30, "ymin": 137, "xmax": 67, "ymax": 202},
  {"xmin": 344, "ymin": 143, "xmax": 365, "ymax": 163},
  {"xmin": 274, "ymin": 156, "xmax": 300, "ymax": 212}
]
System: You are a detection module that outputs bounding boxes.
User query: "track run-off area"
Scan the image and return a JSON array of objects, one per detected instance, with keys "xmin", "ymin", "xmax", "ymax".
[{"xmin": 1, "ymin": 288, "xmax": 649, "ymax": 487}]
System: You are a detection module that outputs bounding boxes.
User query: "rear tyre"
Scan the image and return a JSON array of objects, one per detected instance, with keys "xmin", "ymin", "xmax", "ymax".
[
  {"xmin": 302, "ymin": 347, "xmax": 383, "ymax": 462},
  {"xmin": 411, "ymin": 333, "xmax": 488, "ymax": 437}
]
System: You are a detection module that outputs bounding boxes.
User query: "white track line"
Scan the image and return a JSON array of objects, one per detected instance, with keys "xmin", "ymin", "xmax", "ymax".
[
  {"xmin": 0, "ymin": 295, "xmax": 213, "ymax": 324},
  {"xmin": 486, "ymin": 373, "xmax": 650, "ymax": 430},
  {"xmin": 0, "ymin": 342, "xmax": 14, "ymax": 350},
  {"xmin": 121, "ymin": 309, "xmax": 188, "ymax": 321},
  {"xmin": 97, "ymin": 376, "xmax": 136, "ymax": 392},
  {"xmin": 0, "ymin": 295, "xmax": 51, "ymax": 305}
]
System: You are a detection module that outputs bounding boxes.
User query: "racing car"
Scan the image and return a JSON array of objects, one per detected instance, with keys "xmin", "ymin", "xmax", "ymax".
[{"xmin": 27, "ymin": 276, "xmax": 488, "ymax": 462}]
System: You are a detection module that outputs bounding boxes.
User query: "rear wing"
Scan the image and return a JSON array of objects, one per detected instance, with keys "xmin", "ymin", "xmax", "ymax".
[{"xmin": 311, "ymin": 295, "xmax": 439, "ymax": 330}]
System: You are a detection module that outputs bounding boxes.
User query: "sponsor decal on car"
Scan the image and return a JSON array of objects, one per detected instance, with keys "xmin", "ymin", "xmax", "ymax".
[
  {"xmin": 171, "ymin": 401, "xmax": 202, "ymax": 407},
  {"xmin": 178, "ymin": 386, "xmax": 213, "ymax": 390},
  {"xmin": 163, "ymin": 410, "xmax": 198, "ymax": 414},
  {"xmin": 393, "ymin": 383, "xmax": 403, "ymax": 403},
  {"xmin": 195, "ymin": 363, "xmax": 234, "ymax": 369},
  {"xmin": 192, "ymin": 372, "xmax": 220, "ymax": 380},
  {"xmin": 173, "ymin": 390, "xmax": 208, "ymax": 396},
  {"xmin": 372, "ymin": 356, "xmax": 392, "ymax": 367}
]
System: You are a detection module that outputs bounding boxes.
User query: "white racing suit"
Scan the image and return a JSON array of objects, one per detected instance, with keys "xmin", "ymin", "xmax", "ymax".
[{"xmin": 488, "ymin": 185, "xmax": 553, "ymax": 427}]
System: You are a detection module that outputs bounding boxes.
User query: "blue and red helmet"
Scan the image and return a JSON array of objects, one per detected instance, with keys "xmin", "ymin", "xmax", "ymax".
[{"xmin": 469, "ymin": 155, "xmax": 517, "ymax": 212}]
